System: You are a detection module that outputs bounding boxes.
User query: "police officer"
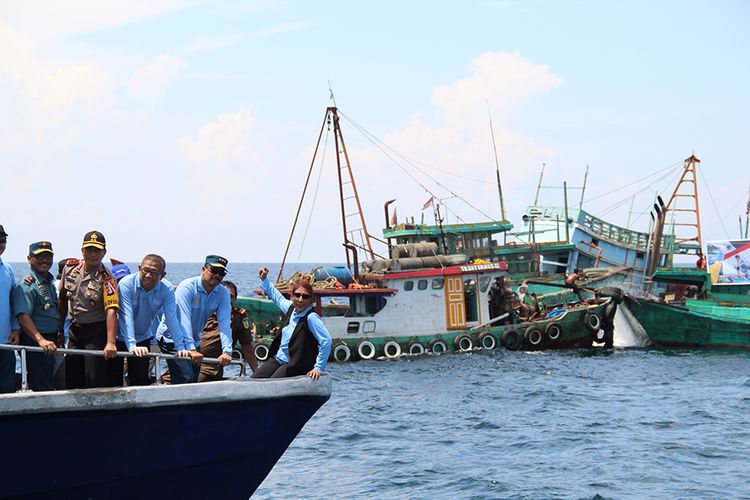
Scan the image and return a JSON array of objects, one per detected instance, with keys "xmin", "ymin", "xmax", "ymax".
[
  {"xmin": 58, "ymin": 230, "xmax": 120, "ymax": 388},
  {"xmin": 12, "ymin": 241, "xmax": 61, "ymax": 391}
]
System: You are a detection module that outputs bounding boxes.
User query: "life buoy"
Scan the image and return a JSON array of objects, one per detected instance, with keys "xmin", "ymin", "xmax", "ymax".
[
  {"xmin": 545, "ymin": 322, "xmax": 562, "ymax": 341},
  {"xmin": 429, "ymin": 339, "xmax": 448, "ymax": 354},
  {"xmin": 502, "ymin": 329, "xmax": 522, "ymax": 351},
  {"xmin": 584, "ymin": 312, "xmax": 602, "ymax": 332},
  {"xmin": 254, "ymin": 343, "xmax": 270, "ymax": 361},
  {"xmin": 455, "ymin": 334, "xmax": 473, "ymax": 352},
  {"xmin": 333, "ymin": 343, "xmax": 351, "ymax": 362},
  {"xmin": 383, "ymin": 340, "xmax": 402, "ymax": 358},
  {"xmin": 479, "ymin": 333, "xmax": 497, "ymax": 350},
  {"xmin": 525, "ymin": 327, "xmax": 543, "ymax": 346},
  {"xmin": 407, "ymin": 342, "xmax": 425, "ymax": 355},
  {"xmin": 357, "ymin": 340, "xmax": 377, "ymax": 360}
]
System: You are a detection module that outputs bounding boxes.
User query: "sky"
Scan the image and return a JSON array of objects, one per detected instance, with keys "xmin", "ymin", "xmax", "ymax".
[{"xmin": 1, "ymin": 0, "xmax": 749, "ymax": 265}]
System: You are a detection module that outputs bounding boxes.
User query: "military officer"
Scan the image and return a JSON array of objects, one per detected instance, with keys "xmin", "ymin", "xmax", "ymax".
[
  {"xmin": 58, "ymin": 230, "xmax": 120, "ymax": 388},
  {"xmin": 12, "ymin": 241, "xmax": 61, "ymax": 391},
  {"xmin": 198, "ymin": 280, "xmax": 258, "ymax": 382}
]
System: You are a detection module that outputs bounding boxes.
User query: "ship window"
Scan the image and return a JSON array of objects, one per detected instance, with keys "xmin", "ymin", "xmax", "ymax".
[
  {"xmin": 363, "ymin": 321, "xmax": 376, "ymax": 333},
  {"xmin": 365, "ymin": 296, "xmax": 386, "ymax": 314},
  {"xmin": 404, "ymin": 281, "xmax": 414, "ymax": 291},
  {"xmin": 479, "ymin": 276, "xmax": 490, "ymax": 292},
  {"xmin": 347, "ymin": 322, "xmax": 359, "ymax": 334},
  {"xmin": 417, "ymin": 279, "xmax": 428, "ymax": 290},
  {"xmin": 432, "ymin": 278, "xmax": 444, "ymax": 290}
]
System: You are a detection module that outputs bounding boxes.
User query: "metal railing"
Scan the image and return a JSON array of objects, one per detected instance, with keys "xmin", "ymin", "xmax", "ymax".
[{"xmin": 0, "ymin": 343, "xmax": 247, "ymax": 392}]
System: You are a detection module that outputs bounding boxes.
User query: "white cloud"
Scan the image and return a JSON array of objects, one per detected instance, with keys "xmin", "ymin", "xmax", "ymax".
[
  {"xmin": 433, "ymin": 51, "xmax": 564, "ymax": 130},
  {"xmin": 184, "ymin": 21, "xmax": 312, "ymax": 53},
  {"xmin": 127, "ymin": 54, "xmax": 188, "ymax": 102}
]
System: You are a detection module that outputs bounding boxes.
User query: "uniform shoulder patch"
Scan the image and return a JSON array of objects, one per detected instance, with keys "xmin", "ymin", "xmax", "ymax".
[
  {"xmin": 65, "ymin": 258, "xmax": 80, "ymax": 267},
  {"xmin": 235, "ymin": 307, "xmax": 247, "ymax": 315},
  {"xmin": 23, "ymin": 275, "xmax": 35, "ymax": 285}
]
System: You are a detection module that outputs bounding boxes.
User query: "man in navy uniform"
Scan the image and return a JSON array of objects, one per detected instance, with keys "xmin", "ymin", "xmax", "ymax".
[{"xmin": 13, "ymin": 241, "xmax": 60, "ymax": 391}]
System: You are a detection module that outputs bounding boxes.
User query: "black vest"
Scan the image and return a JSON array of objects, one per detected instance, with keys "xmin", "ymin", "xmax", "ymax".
[{"xmin": 269, "ymin": 307, "xmax": 320, "ymax": 376}]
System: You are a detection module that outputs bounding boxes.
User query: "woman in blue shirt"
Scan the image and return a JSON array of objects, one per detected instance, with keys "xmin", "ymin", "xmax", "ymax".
[{"xmin": 253, "ymin": 267, "xmax": 331, "ymax": 380}]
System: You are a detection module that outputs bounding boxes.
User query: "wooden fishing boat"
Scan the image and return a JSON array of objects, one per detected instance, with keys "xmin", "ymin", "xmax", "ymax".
[
  {"xmin": 0, "ymin": 346, "xmax": 331, "ymax": 498},
  {"xmin": 621, "ymin": 155, "xmax": 750, "ymax": 349},
  {"xmin": 245, "ymin": 107, "xmax": 615, "ymax": 361}
]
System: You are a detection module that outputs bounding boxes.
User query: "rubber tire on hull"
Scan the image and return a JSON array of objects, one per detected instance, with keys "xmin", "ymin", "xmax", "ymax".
[
  {"xmin": 455, "ymin": 335, "xmax": 474, "ymax": 352},
  {"xmin": 525, "ymin": 327, "xmax": 543, "ymax": 347},
  {"xmin": 502, "ymin": 330, "xmax": 522, "ymax": 351},
  {"xmin": 479, "ymin": 333, "xmax": 497, "ymax": 350},
  {"xmin": 357, "ymin": 340, "xmax": 377, "ymax": 360},
  {"xmin": 408, "ymin": 342, "xmax": 425, "ymax": 355},
  {"xmin": 584, "ymin": 312, "xmax": 602, "ymax": 332},
  {"xmin": 545, "ymin": 322, "xmax": 562, "ymax": 341},
  {"xmin": 254, "ymin": 343, "xmax": 270, "ymax": 362},
  {"xmin": 333, "ymin": 343, "xmax": 351, "ymax": 362},
  {"xmin": 429, "ymin": 339, "xmax": 448, "ymax": 354},
  {"xmin": 383, "ymin": 340, "xmax": 402, "ymax": 358}
]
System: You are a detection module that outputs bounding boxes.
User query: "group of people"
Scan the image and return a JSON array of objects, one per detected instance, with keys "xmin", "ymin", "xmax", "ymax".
[{"xmin": 0, "ymin": 227, "xmax": 332, "ymax": 394}]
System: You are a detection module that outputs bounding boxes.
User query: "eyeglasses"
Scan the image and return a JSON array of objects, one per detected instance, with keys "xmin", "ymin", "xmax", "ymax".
[
  {"xmin": 208, "ymin": 266, "xmax": 227, "ymax": 277},
  {"xmin": 293, "ymin": 292, "xmax": 311, "ymax": 300},
  {"xmin": 141, "ymin": 268, "xmax": 162, "ymax": 277}
]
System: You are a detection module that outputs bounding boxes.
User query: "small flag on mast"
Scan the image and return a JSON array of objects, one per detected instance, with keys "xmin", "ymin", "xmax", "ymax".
[
  {"xmin": 390, "ymin": 207, "xmax": 398, "ymax": 226},
  {"xmin": 421, "ymin": 195, "xmax": 434, "ymax": 211}
]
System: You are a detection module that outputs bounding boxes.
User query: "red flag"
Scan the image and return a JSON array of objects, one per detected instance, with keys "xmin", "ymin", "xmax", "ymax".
[
  {"xmin": 390, "ymin": 207, "xmax": 398, "ymax": 226},
  {"xmin": 421, "ymin": 195, "xmax": 434, "ymax": 211}
]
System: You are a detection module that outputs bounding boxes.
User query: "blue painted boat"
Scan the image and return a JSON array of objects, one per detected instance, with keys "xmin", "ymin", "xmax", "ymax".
[{"xmin": 0, "ymin": 375, "xmax": 331, "ymax": 499}]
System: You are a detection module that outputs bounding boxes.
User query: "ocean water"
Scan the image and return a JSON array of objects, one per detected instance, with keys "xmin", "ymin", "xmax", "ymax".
[{"xmin": 13, "ymin": 262, "xmax": 750, "ymax": 498}]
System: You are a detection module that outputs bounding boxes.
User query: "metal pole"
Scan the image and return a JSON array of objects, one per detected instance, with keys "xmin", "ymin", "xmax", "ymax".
[
  {"xmin": 579, "ymin": 165, "xmax": 589, "ymax": 209},
  {"xmin": 20, "ymin": 348, "xmax": 28, "ymax": 391},
  {"xmin": 534, "ymin": 163, "xmax": 545, "ymax": 205},
  {"xmin": 487, "ymin": 101, "xmax": 506, "ymax": 221},
  {"xmin": 563, "ymin": 181, "xmax": 570, "ymax": 243}
]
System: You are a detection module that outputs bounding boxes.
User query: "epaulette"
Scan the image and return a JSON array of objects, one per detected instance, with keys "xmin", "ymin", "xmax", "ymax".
[
  {"xmin": 64, "ymin": 258, "xmax": 80, "ymax": 267},
  {"xmin": 23, "ymin": 275, "xmax": 36, "ymax": 285}
]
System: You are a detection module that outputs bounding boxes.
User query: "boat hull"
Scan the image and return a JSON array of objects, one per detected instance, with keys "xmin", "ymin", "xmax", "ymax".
[
  {"xmin": 0, "ymin": 377, "xmax": 331, "ymax": 499},
  {"xmin": 622, "ymin": 296, "xmax": 750, "ymax": 349}
]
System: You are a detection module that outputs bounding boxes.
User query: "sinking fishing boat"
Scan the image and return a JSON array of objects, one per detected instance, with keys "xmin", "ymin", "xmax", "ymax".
[
  {"xmin": 247, "ymin": 107, "xmax": 614, "ymax": 361},
  {"xmin": 621, "ymin": 155, "xmax": 750, "ymax": 349},
  {"xmin": 0, "ymin": 346, "xmax": 331, "ymax": 498}
]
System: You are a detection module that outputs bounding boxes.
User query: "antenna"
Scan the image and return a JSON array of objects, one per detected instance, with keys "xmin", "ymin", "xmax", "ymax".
[
  {"xmin": 486, "ymin": 100, "xmax": 506, "ymax": 221},
  {"xmin": 328, "ymin": 81, "xmax": 337, "ymax": 107}
]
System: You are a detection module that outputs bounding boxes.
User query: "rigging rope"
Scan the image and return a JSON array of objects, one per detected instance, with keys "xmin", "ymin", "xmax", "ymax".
[
  {"xmin": 297, "ymin": 124, "xmax": 331, "ymax": 259},
  {"xmin": 339, "ymin": 111, "xmax": 497, "ymax": 221},
  {"xmin": 698, "ymin": 166, "xmax": 731, "ymax": 239}
]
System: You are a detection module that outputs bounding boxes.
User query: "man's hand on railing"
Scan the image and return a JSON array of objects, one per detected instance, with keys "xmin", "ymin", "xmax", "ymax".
[
  {"xmin": 131, "ymin": 346, "xmax": 149, "ymax": 357},
  {"xmin": 217, "ymin": 353, "xmax": 233, "ymax": 366},
  {"xmin": 188, "ymin": 349, "xmax": 203, "ymax": 365},
  {"xmin": 38, "ymin": 338, "xmax": 57, "ymax": 355},
  {"xmin": 9, "ymin": 330, "xmax": 19, "ymax": 345},
  {"xmin": 103, "ymin": 342, "xmax": 118, "ymax": 359}
]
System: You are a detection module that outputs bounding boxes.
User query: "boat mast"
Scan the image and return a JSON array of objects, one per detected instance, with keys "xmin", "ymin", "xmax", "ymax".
[
  {"xmin": 578, "ymin": 165, "xmax": 589, "ymax": 209},
  {"xmin": 486, "ymin": 102, "xmax": 506, "ymax": 221},
  {"xmin": 330, "ymin": 107, "xmax": 376, "ymax": 271},
  {"xmin": 745, "ymin": 185, "xmax": 749, "ymax": 239},
  {"xmin": 662, "ymin": 154, "xmax": 703, "ymax": 253},
  {"xmin": 533, "ymin": 163, "xmax": 545, "ymax": 205}
]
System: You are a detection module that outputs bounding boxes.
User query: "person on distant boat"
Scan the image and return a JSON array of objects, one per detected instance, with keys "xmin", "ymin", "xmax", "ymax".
[
  {"xmin": 58, "ymin": 231, "xmax": 120, "ymax": 388},
  {"xmin": 696, "ymin": 252, "xmax": 707, "ymax": 269},
  {"xmin": 0, "ymin": 225, "xmax": 21, "ymax": 394},
  {"xmin": 198, "ymin": 280, "xmax": 259, "ymax": 382},
  {"xmin": 252, "ymin": 267, "xmax": 331, "ymax": 381},
  {"xmin": 116, "ymin": 254, "xmax": 181, "ymax": 386},
  {"xmin": 155, "ymin": 255, "xmax": 233, "ymax": 384},
  {"xmin": 565, "ymin": 268, "xmax": 584, "ymax": 299},
  {"xmin": 12, "ymin": 241, "xmax": 60, "ymax": 391}
]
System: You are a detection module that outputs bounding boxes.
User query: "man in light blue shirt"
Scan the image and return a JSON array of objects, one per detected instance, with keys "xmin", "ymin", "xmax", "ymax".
[
  {"xmin": 117, "ymin": 254, "xmax": 184, "ymax": 385},
  {"xmin": 155, "ymin": 255, "xmax": 233, "ymax": 384},
  {"xmin": 0, "ymin": 225, "xmax": 21, "ymax": 393}
]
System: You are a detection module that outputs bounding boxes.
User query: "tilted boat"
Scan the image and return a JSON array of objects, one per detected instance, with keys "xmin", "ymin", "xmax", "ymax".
[
  {"xmin": 0, "ymin": 346, "xmax": 331, "ymax": 498},
  {"xmin": 621, "ymin": 155, "xmax": 750, "ymax": 349},
  {"xmin": 245, "ymin": 107, "xmax": 615, "ymax": 361}
]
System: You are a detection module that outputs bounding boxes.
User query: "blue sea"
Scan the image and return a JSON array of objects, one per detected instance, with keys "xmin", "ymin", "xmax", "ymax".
[{"xmin": 15, "ymin": 262, "xmax": 750, "ymax": 498}]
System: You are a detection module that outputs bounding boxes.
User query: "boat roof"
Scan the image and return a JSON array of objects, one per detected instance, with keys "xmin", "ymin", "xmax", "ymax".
[
  {"xmin": 375, "ymin": 261, "xmax": 508, "ymax": 280},
  {"xmin": 652, "ymin": 268, "xmax": 710, "ymax": 287},
  {"xmin": 383, "ymin": 220, "xmax": 513, "ymax": 239},
  {"xmin": 493, "ymin": 242, "xmax": 575, "ymax": 256}
]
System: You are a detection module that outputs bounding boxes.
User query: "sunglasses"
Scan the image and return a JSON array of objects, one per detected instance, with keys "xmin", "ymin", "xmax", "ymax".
[
  {"xmin": 208, "ymin": 265, "xmax": 227, "ymax": 277},
  {"xmin": 293, "ymin": 292, "xmax": 311, "ymax": 300},
  {"xmin": 141, "ymin": 268, "xmax": 162, "ymax": 277}
]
